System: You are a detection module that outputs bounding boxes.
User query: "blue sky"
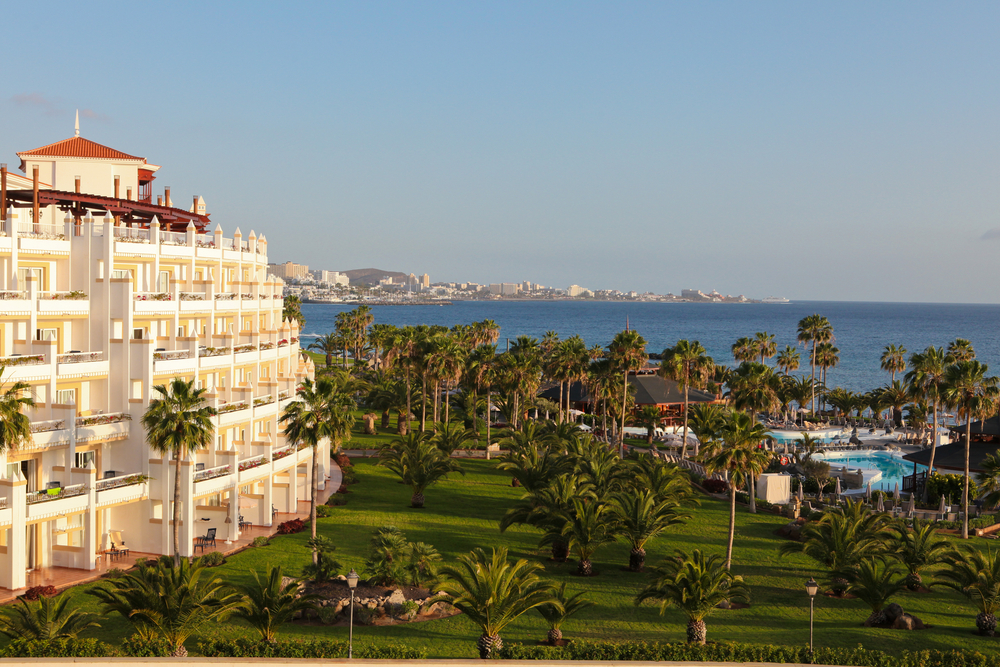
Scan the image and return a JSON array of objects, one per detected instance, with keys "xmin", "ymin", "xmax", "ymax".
[{"xmin": 3, "ymin": 2, "xmax": 999, "ymax": 302}]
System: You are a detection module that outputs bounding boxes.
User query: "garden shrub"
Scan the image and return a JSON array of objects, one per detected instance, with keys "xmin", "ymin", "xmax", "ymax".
[
  {"xmin": 702, "ymin": 478, "xmax": 728, "ymax": 494},
  {"xmin": 970, "ymin": 514, "xmax": 997, "ymax": 530},
  {"xmin": 20, "ymin": 585, "xmax": 57, "ymax": 600},
  {"xmin": 277, "ymin": 518, "xmax": 305, "ymax": 534},
  {"xmin": 118, "ymin": 635, "xmax": 173, "ymax": 657},
  {"xmin": 198, "ymin": 638, "xmax": 425, "ymax": 660},
  {"xmin": 200, "ymin": 551, "xmax": 225, "ymax": 567},
  {"xmin": 315, "ymin": 505, "xmax": 333, "ymax": 518},
  {"xmin": 494, "ymin": 640, "xmax": 1000, "ymax": 666},
  {"xmin": 251, "ymin": 535, "xmax": 270, "ymax": 547},
  {"xmin": 926, "ymin": 472, "xmax": 975, "ymax": 507},
  {"xmin": 327, "ymin": 494, "xmax": 347, "ymax": 506},
  {"xmin": 0, "ymin": 639, "xmax": 109, "ymax": 657}
]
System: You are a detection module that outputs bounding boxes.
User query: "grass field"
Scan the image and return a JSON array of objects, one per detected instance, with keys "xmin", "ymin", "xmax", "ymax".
[{"xmin": 45, "ymin": 456, "xmax": 1000, "ymax": 658}]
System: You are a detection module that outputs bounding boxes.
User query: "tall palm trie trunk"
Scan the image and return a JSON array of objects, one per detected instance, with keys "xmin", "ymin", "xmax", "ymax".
[
  {"xmin": 924, "ymin": 399, "xmax": 939, "ymax": 503},
  {"xmin": 311, "ymin": 444, "xmax": 319, "ymax": 564},
  {"xmin": 963, "ymin": 421, "xmax": 971, "ymax": 540},
  {"xmin": 405, "ymin": 367, "xmax": 412, "ymax": 433},
  {"xmin": 620, "ymin": 371, "xmax": 628, "ymax": 457},
  {"xmin": 682, "ymin": 377, "xmax": 690, "ymax": 459},
  {"xmin": 747, "ymin": 476, "xmax": 756, "ymax": 514},
  {"xmin": 726, "ymin": 486, "xmax": 736, "ymax": 569},
  {"xmin": 811, "ymin": 342, "xmax": 817, "ymax": 414},
  {"xmin": 173, "ymin": 451, "xmax": 183, "ymax": 566},
  {"xmin": 420, "ymin": 376, "xmax": 427, "ymax": 432},
  {"xmin": 558, "ymin": 382, "xmax": 564, "ymax": 424}
]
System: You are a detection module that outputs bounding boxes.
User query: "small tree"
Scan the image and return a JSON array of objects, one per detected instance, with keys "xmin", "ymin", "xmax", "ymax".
[
  {"xmin": 849, "ymin": 558, "xmax": 908, "ymax": 626},
  {"xmin": 536, "ymin": 582, "xmax": 594, "ymax": 645},
  {"xmin": 234, "ymin": 565, "xmax": 319, "ymax": 642},
  {"xmin": 301, "ymin": 537, "xmax": 343, "ymax": 582},
  {"xmin": 889, "ymin": 519, "xmax": 955, "ymax": 590},
  {"xmin": 431, "ymin": 547, "xmax": 556, "ymax": 658},
  {"xmin": 635, "ymin": 548, "xmax": 749, "ymax": 644},
  {"xmin": 0, "ymin": 592, "xmax": 98, "ymax": 640},
  {"xmin": 632, "ymin": 405, "xmax": 662, "ymax": 445},
  {"xmin": 378, "ymin": 432, "xmax": 464, "ymax": 507},
  {"xmin": 937, "ymin": 546, "xmax": 1000, "ymax": 636}
]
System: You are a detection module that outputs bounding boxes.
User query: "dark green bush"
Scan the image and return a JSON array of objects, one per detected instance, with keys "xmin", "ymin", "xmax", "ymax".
[
  {"xmin": 926, "ymin": 472, "xmax": 974, "ymax": 507},
  {"xmin": 119, "ymin": 635, "xmax": 173, "ymax": 657},
  {"xmin": 0, "ymin": 639, "xmax": 108, "ymax": 657},
  {"xmin": 200, "ymin": 551, "xmax": 225, "ymax": 567},
  {"xmin": 494, "ymin": 640, "xmax": 1000, "ymax": 666},
  {"xmin": 251, "ymin": 535, "xmax": 270, "ymax": 547},
  {"xmin": 198, "ymin": 638, "xmax": 424, "ymax": 659},
  {"xmin": 315, "ymin": 505, "xmax": 334, "ymax": 518},
  {"xmin": 327, "ymin": 494, "xmax": 347, "ymax": 506}
]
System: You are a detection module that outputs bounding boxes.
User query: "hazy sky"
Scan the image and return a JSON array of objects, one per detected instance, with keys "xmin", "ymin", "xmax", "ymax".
[{"xmin": 3, "ymin": 2, "xmax": 998, "ymax": 302}]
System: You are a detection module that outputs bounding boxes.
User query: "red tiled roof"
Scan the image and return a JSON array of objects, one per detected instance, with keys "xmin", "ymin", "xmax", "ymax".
[{"xmin": 17, "ymin": 136, "xmax": 144, "ymax": 162}]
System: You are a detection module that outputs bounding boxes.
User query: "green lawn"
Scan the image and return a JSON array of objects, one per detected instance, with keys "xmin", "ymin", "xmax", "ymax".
[{"xmin": 46, "ymin": 457, "xmax": 1000, "ymax": 658}]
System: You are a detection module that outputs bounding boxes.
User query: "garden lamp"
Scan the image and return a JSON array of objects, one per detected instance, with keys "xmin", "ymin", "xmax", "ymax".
[
  {"xmin": 805, "ymin": 577, "xmax": 818, "ymax": 654},
  {"xmin": 347, "ymin": 569, "xmax": 359, "ymax": 658}
]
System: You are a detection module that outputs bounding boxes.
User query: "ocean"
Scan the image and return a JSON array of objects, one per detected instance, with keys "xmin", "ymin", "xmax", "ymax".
[{"xmin": 299, "ymin": 300, "xmax": 1000, "ymax": 394}]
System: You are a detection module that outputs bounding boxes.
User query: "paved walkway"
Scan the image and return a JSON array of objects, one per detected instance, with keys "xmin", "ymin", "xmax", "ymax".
[{"xmin": 0, "ymin": 460, "xmax": 343, "ymax": 604}]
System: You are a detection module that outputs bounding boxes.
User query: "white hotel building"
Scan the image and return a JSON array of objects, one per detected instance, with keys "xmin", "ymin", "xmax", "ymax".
[{"xmin": 0, "ymin": 127, "xmax": 326, "ymax": 590}]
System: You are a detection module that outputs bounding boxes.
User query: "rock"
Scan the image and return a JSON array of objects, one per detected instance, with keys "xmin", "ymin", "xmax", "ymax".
[
  {"xmin": 365, "ymin": 601, "xmax": 378, "ymax": 610},
  {"xmin": 386, "ymin": 589, "xmax": 406, "ymax": 605},
  {"xmin": 892, "ymin": 613, "xmax": 926, "ymax": 630},
  {"xmin": 335, "ymin": 574, "xmax": 347, "ymax": 581},
  {"xmin": 787, "ymin": 525, "xmax": 801, "ymax": 540},
  {"xmin": 883, "ymin": 603, "xmax": 904, "ymax": 623}
]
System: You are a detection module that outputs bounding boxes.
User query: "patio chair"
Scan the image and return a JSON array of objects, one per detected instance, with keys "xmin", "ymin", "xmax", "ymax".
[{"xmin": 195, "ymin": 527, "xmax": 217, "ymax": 553}]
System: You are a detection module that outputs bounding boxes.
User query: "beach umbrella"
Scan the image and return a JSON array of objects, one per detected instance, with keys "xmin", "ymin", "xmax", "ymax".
[
  {"xmin": 834, "ymin": 477, "xmax": 842, "ymax": 497},
  {"xmin": 865, "ymin": 481, "xmax": 872, "ymax": 500},
  {"xmin": 797, "ymin": 483, "xmax": 804, "ymax": 503},
  {"xmin": 939, "ymin": 495, "xmax": 947, "ymax": 514},
  {"xmin": 238, "ymin": 496, "xmax": 257, "ymax": 509},
  {"xmin": 907, "ymin": 494, "xmax": 915, "ymax": 514},
  {"xmin": 876, "ymin": 493, "xmax": 885, "ymax": 513}
]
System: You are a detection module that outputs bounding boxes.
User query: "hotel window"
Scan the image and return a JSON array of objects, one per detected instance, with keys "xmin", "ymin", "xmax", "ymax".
[
  {"xmin": 157, "ymin": 270, "xmax": 171, "ymax": 293},
  {"xmin": 36, "ymin": 328, "xmax": 57, "ymax": 342},
  {"xmin": 111, "ymin": 269, "xmax": 132, "ymax": 280},
  {"xmin": 74, "ymin": 451, "xmax": 94, "ymax": 469},
  {"xmin": 17, "ymin": 267, "xmax": 44, "ymax": 289},
  {"xmin": 56, "ymin": 389, "xmax": 76, "ymax": 406}
]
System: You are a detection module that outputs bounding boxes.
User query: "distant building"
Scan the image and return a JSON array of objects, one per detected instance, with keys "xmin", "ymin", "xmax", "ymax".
[
  {"xmin": 567, "ymin": 284, "xmax": 592, "ymax": 297},
  {"xmin": 420, "ymin": 273, "xmax": 430, "ymax": 289},
  {"xmin": 268, "ymin": 261, "xmax": 309, "ymax": 280},
  {"xmin": 489, "ymin": 283, "xmax": 521, "ymax": 296},
  {"xmin": 681, "ymin": 289, "xmax": 707, "ymax": 300},
  {"xmin": 311, "ymin": 270, "xmax": 349, "ymax": 286}
]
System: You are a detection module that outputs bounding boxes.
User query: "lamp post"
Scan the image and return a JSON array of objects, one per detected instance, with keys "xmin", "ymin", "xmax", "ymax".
[
  {"xmin": 805, "ymin": 577, "xmax": 818, "ymax": 655},
  {"xmin": 347, "ymin": 569, "xmax": 359, "ymax": 659}
]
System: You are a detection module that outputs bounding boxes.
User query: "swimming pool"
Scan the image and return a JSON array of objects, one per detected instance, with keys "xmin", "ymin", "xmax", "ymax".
[
  {"xmin": 768, "ymin": 428, "xmax": 849, "ymax": 444},
  {"xmin": 812, "ymin": 450, "xmax": 927, "ymax": 492}
]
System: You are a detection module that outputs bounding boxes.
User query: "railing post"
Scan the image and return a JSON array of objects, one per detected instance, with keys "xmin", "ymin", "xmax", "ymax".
[{"xmin": 0, "ymin": 469, "xmax": 27, "ymax": 589}]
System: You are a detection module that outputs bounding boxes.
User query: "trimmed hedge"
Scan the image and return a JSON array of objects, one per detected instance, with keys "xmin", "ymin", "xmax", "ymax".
[
  {"xmin": 0, "ymin": 637, "xmax": 171, "ymax": 658},
  {"xmin": 495, "ymin": 640, "xmax": 1000, "ymax": 666},
  {"xmin": 198, "ymin": 638, "xmax": 425, "ymax": 659}
]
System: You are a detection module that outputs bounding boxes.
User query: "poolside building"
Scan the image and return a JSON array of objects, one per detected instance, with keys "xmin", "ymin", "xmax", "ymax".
[{"xmin": 0, "ymin": 127, "xmax": 325, "ymax": 590}]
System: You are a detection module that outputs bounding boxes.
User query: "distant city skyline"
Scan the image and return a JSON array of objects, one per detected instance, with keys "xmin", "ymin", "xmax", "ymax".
[{"xmin": 3, "ymin": 2, "xmax": 999, "ymax": 302}]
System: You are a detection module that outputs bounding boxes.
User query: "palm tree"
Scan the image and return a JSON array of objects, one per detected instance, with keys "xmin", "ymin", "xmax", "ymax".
[
  {"xmin": 234, "ymin": 565, "xmax": 319, "ymax": 642},
  {"xmin": 89, "ymin": 557, "xmax": 241, "ymax": 656},
  {"xmin": 608, "ymin": 330, "xmax": 648, "ymax": 456},
  {"xmin": 431, "ymin": 421, "xmax": 475, "ymax": 455},
  {"xmin": 430, "ymin": 547, "xmax": 556, "ymax": 658},
  {"xmin": 280, "ymin": 375, "xmax": 355, "ymax": 561},
  {"xmin": 0, "ymin": 592, "xmax": 99, "ymax": 640},
  {"xmin": 632, "ymin": 405, "xmax": 662, "ymax": 445},
  {"xmin": 635, "ymin": 548, "xmax": 750, "ymax": 645},
  {"xmin": 944, "ymin": 360, "xmax": 1000, "ymax": 539},
  {"xmin": 937, "ymin": 546, "xmax": 1000, "ymax": 635},
  {"xmin": 379, "ymin": 432, "xmax": 465, "ymax": 507},
  {"xmin": 141, "ymin": 378, "xmax": 216, "ymax": 565},
  {"xmin": 797, "ymin": 314, "xmax": 833, "ymax": 413},
  {"xmin": 307, "ymin": 332, "xmax": 340, "ymax": 368},
  {"xmin": 849, "ymin": 558, "xmax": 908, "ymax": 627},
  {"xmin": 610, "ymin": 488, "xmax": 689, "ymax": 571},
  {"xmin": 977, "ymin": 453, "xmax": 1000, "ymax": 509},
  {"xmin": 551, "ymin": 498, "xmax": 616, "ymax": 576},
  {"xmin": 500, "ymin": 475, "xmax": 589, "ymax": 562},
  {"xmin": 787, "ymin": 375, "xmax": 818, "ymax": 425},
  {"xmin": 948, "ymin": 338, "xmax": 977, "ymax": 363},
  {"xmin": 881, "ymin": 344, "xmax": 907, "ymax": 383},
  {"xmin": 779, "ymin": 500, "xmax": 889, "ymax": 594},
  {"xmin": 776, "ymin": 346, "xmax": 800, "ymax": 375},
  {"xmin": 878, "ymin": 380, "xmax": 909, "ymax": 428},
  {"xmin": 889, "ymin": 519, "xmax": 955, "ymax": 590},
  {"xmin": 815, "ymin": 343, "xmax": 840, "ymax": 409},
  {"xmin": 687, "ymin": 402, "xmax": 726, "ymax": 458},
  {"xmin": 536, "ymin": 583, "xmax": 594, "ymax": 645},
  {"xmin": 281, "ymin": 294, "xmax": 304, "ymax": 328},
  {"xmin": 703, "ymin": 411, "xmax": 769, "ymax": 567},
  {"xmin": 0, "ymin": 367, "xmax": 34, "ymax": 454},
  {"xmin": 659, "ymin": 340, "xmax": 714, "ymax": 459},
  {"xmin": 906, "ymin": 348, "xmax": 948, "ymax": 493},
  {"xmin": 728, "ymin": 362, "xmax": 781, "ymax": 425},
  {"xmin": 731, "ymin": 337, "xmax": 755, "ymax": 364},
  {"xmin": 753, "ymin": 331, "xmax": 777, "ymax": 364}
]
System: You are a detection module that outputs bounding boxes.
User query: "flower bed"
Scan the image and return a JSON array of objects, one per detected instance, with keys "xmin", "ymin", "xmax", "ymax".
[
  {"xmin": 135, "ymin": 293, "xmax": 172, "ymax": 301},
  {"xmin": 44, "ymin": 290, "xmax": 87, "ymax": 300},
  {"xmin": 201, "ymin": 346, "xmax": 230, "ymax": 358},
  {"xmin": 217, "ymin": 402, "xmax": 249, "ymax": 414},
  {"xmin": 259, "ymin": 341, "xmax": 275, "ymax": 350},
  {"xmin": 234, "ymin": 344, "xmax": 257, "ymax": 354},
  {"xmin": 76, "ymin": 413, "xmax": 131, "ymax": 427},
  {"xmin": 253, "ymin": 395, "xmax": 274, "ymax": 407},
  {"xmin": 271, "ymin": 447, "xmax": 294, "ymax": 462},
  {"xmin": 214, "ymin": 293, "xmax": 237, "ymax": 301},
  {"xmin": 2, "ymin": 354, "xmax": 45, "ymax": 366},
  {"xmin": 238, "ymin": 456, "xmax": 268, "ymax": 472},
  {"xmin": 30, "ymin": 420, "xmax": 65, "ymax": 433},
  {"xmin": 180, "ymin": 292, "xmax": 205, "ymax": 301}
]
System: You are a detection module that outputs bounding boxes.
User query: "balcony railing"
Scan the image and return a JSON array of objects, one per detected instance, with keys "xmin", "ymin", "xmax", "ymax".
[
  {"xmin": 76, "ymin": 412, "xmax": 131, "ymax": 428},
  {"xmin": 196, "ymin": 234, "xmax": 215, "ymax": 248},
  {"xmin": 39, "ymin": 291, "xmax": 88, "ymax": 300},
  {"xmin": 271, "ymin": 446, "xmax": 294, "ymax": 462},
  {"xmin": 18, "ymin": 222, "xmax": 66, "ymax": 240},
  {"xmin": 30, "ymin": 419, "xmax": 65, "ymax": 433},
  {"xmin": 180, "ymin": 292, "xmax": 205, "ymax": 301},
  {"xmin": 238, "ymin": 456, "xmax": 269, "ymax": 472},
  {"xmin": 154, "ymin": 349, "xmax": 192, "ymax": 361},
  {"xmin": 214, "ymin": 292, "xmax": 237, "ymax": 301},
  {"xmin": 26, "ymin": 483, "xmax": 85, "ymax": 505},
  {"xmin": 200, "ymin": 346, "xmax": 230, "ymax": 358},
  {"xmin": 135, "ymin": 292, "xmax": 173, "ymax": 301},
  {"xmin": 96, "ymin": 472, "xmax": 146, "ymax": 492},
  {"xmin": 217, "ymin": 401, "xmax": 250, "ymax": 415},
  {"xmin": 113, "ymin": 227, "xmax": 151, "ymax": 243},
  {"xmin": 0, "ymin": 353, "xmax": 45, "ymax": 366},
  {"xmin": 253, "ymin": 394, "xmax": 274, "ymax": 407},
  {"xmin": 194, "ymin": 464, "xmax": 231, "ymax": 482},
  {"xmin": 219, "ymin": 238, "xmax": 236, "ymax": 251},
  {"xmin": 159, "ymin": 231, "xmax": 187, "ymax": 245},
  {"xmin": 57, "ymin": 351, "xmax": 103, "ymax": 364},
  {"xmin": 0, "ymin": 291, "xmax": 28, "ymax": 300}
]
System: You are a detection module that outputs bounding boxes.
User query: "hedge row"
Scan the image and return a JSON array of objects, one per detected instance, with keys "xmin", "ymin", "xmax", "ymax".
[
  {"xmin": 0, "ymin": 637, "xmax": 173, "ymax": 657},
  {"xmin": 495, "ymin": 640, "xmax": 1000, "ymax": 666},
  {"xmin": 198, "ymin": 638, "xmax": 426, "ymax": 659}
]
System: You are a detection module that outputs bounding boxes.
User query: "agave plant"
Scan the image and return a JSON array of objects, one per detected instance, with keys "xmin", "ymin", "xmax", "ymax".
[
  {"xmin": 635, "ymin": 548, "xmax": 749, "ymax": 644},
  {"xmin": 0, "ymin": 592, "xmax": 99, "ymax": 640},
  {"xmin": 431, "ymin": 547, "xmax": 556, "ymax": 658},
  {"xmin": 536, "ymin": 582, "xmax": 594, "ymax": 644}
]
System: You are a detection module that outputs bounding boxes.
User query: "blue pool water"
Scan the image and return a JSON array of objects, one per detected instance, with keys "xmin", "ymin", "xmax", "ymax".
[{"xmin": 813, "ymin": 451, "xmax": 927, "ymax": 492}]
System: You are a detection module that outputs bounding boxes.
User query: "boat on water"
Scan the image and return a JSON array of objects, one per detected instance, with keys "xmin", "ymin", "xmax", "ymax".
[{"xmin": 761, "ymin": 296, "xmax": 790, "ymax": 304}]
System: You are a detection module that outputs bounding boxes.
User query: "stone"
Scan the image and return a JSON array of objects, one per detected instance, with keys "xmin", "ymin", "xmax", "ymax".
[
  {"xmin": 883, "ymin": 603, "xmax": 904, "ymax": 623},
  {"xmin": 365, "ymin": 601, "xmax": 378, "ymax": 610},
  {"xmin": 892, "ymin": 613, "xmax": 926, "ymax": 630},
  {"xmin": 386, "ymin": 589, "xmax": 406, "ymax": 606},
  {"xmin": 335, "ymin": 574, "xmax": 347, "ymax": 581}
]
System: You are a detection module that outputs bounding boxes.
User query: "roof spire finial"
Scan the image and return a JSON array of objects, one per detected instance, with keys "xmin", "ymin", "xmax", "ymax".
[{"xmin": 74, "ymin": 109, "xmax": 79, "ymax": 137}]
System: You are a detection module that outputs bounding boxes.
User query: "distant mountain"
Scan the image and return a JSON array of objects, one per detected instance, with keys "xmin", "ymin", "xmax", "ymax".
[{"xmin": 341, "ymin": 268, "xmax": 408, "ymax": 286}]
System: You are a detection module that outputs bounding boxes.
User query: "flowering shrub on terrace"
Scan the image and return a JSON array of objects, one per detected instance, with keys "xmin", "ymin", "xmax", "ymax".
[
  {"xmin": 76, "ymin": 413, "xmax": 131, "ymax": 427},
  {"xmin": 180, "ymin": 293, "xmax": 205, "ymax": 301},
  {"xmin": 234, "ymin": 344, "xmax": 257, "ymax": 354},
  {"xmin": 217, "ymin": 402, "xmax": 249, "ymax": 414},
  {"xmin": 238, "ymin": 457, "xmax": 268, "ymax": 472},
  {"xmin": 259, "ymin": 342, "xmax": 275, "ymax": 350},
  {"xmin": 2, "ymin": 354, "xmax": 45, "ymax": 366},
  {"xmin": 135, "ymin": 293, "xmax": 172, "ymax": 301},
  {"xmin": 271, "ymin": 447, "xmax": 293, "ymax": 461},
  {"xmin": 201, "ymin": 346, "xmax": 230, "ymax": 357}
]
